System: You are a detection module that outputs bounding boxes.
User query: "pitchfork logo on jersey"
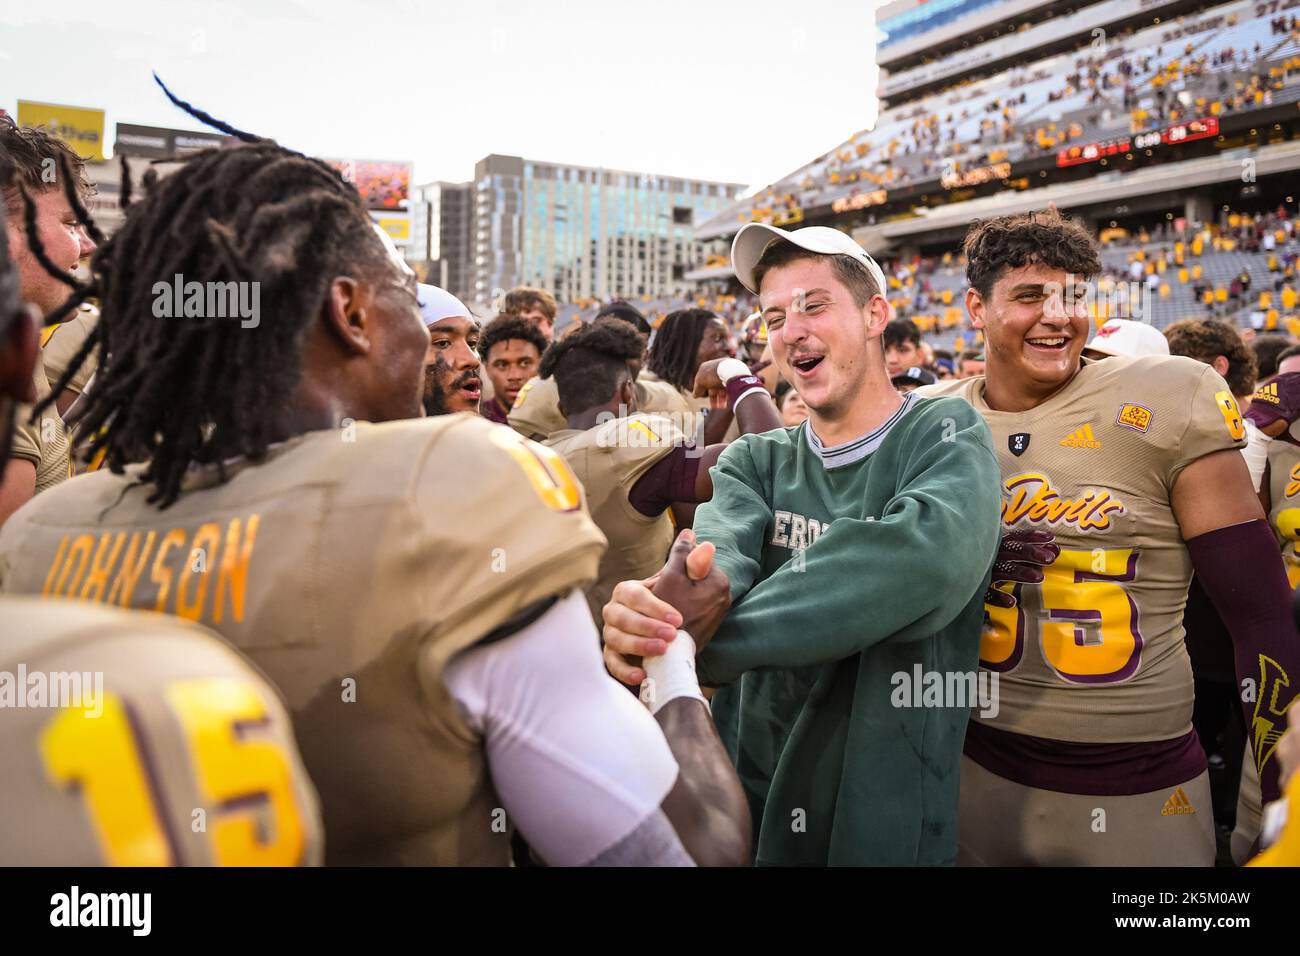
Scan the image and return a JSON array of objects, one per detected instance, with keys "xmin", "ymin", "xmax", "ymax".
[{"xmin": 1008, "ymin": 433, "xmax": 1031, "ymax": 456}]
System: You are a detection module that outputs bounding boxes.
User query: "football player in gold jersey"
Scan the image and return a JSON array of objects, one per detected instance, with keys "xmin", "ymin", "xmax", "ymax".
[
  {"xmin": 509, "ymin": 302, "xmax": 691, "ymax": 442},
  {"xmin": 1246, "ymin": 372, "xmax": 1300, "ymax": 589},
  {"xmin": 0, "ymin": 166, "xmax": 323, "ymax": 866},
  {"xmin": 542, "ymin": 317, "xmax": 782, "ymax": 624},
  {"xmin": 0, "ymin": 89, "xmax": 750, "ymax": 867},
  {"xmin": 918, "ymin": 209, "xmax": 1297, "ymax": 865}
]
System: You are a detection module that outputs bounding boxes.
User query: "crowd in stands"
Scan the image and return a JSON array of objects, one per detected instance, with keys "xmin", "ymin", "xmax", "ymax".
[{"xmin": 705, "ymin": 0, "xmax": 1300, "ymax": 235}]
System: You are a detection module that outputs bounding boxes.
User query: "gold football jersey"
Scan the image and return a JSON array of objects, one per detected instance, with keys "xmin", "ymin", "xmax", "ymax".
[
  {"xmin": 546, "ymin": 413, "xmax": 685, "ymax": 623},
  {"xmin": 919, "ymin": 356, "xmax": 1246, "ymax": 743},
  {"xmin": 0, "ymin": 596, "xmax": 322, "ymax": 866},
  {"xmin": 1265, "ymin": 433, "xmax": 1300, "ymax": 589},
  {"xmin": 0, "ymin": 413, "xmax": 606, "ymax": 865},
  {"xmin": 509, "ymin": 372, "xmax": 696, "ymax": 440},
  {"xmin": 41, "ymin": 308, "xmax": 99, "ymax": 398},
  {"xmin": 41, "ymin": 310, "xmax": 105, "ymax": 475},
  {"xmin": 10, "ymin": 357, "xmax": 70, "ymax": 495}
]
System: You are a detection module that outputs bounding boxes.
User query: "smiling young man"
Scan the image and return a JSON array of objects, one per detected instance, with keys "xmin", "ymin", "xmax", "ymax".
[
  {"xmin": 0, "ymin": 119, "xmax": 95, "ymax": 526},
  {"xmin": 600, "ymin": 224, "xmax": 1003, "ymax": 865},
  {"xmin": 916, "ymin": 209, "xmax": 1298, "ymax": 866},
  {"xmin": 418, "ymin": 283, "xmax": 483, "ymax": 415}
]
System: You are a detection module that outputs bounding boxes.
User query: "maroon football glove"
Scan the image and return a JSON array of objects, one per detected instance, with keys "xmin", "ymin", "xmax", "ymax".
[
  {"xmin": 985, "ymin": 529, "xmax": 1059, "ymax": 609},
  {"xmin": 1246, "ymin": 372, "xmax": 1300, "ymax": 432}
]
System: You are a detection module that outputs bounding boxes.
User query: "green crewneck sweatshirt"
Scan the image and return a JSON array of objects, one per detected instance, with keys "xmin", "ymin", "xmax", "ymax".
[{"xmin": 695, "ymin": 393, "xmax": 1001, "ymax": 866}]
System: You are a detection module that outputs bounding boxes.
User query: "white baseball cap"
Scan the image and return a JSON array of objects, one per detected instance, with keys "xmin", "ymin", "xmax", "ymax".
[
  {"xmin": 731, "ymin": 223, "xmax": 887, "ymax": 298},
  {"xmin": 1084, "ymin": 319, "xmax": 1170, "ymax": 358}
]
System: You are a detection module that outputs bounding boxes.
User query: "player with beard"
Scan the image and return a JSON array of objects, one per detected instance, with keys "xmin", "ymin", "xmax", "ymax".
[
  {"xmin": 542, "ymin": 317, "xmax": 782, "ymax": 623},
  {"xmin": 0, "ymin": 118, "xmax": 96, "ymax": 526},
  {"xmin": 0, "ymin": 84, "xmax": 750, "ymax": 867},
  {"xmin": 913, "ymin": 209, "xmax": 1298, "ymax": 865},
  {"xmin": 418, "ymin": 283, "xmax": 482, "ymax": 415},
  {"xmin": 0, "ymin": 159, "xmax": 322, "ymax": 866}
]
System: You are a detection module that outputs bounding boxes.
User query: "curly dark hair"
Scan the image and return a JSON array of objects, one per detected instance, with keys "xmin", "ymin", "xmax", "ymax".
[
  {"xmin": 1164, "ymin": 319, "xmax": 1258, "ymax": 397},
  {"xmin": 963, "ymin": 208, "xmax": 1101, "ymax": 299},
  {"xmin": 539, "ymin": 316, "xmax": 645, "ymax": 416},
  {"xmin": 646, "ymin": 308, "xmax": 719, "ymax": 391},
  {"xmin": 20, "ymin": 76, "xmax": 395, "ymax": 507},
  {"xmin": 477, "ymin": 314, "xmax": 548, "ymax": 363}
]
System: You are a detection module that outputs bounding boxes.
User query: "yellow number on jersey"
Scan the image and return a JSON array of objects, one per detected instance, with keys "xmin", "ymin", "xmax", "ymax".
[
  {"xmin": 41, "ymin": 691, "xmax": 174, "ymax": 866},
  {"xmin": 165, "ymin": 678, "xmax": 306, "ymax": 866},
  {"xmin": 1275, "ymin": 507, "xmax": 1300, "ymax": 590},
  {"xmin": 1215, "ymin": 390, "xmax": 1246, "ymax": 441},
  {"xmin": 41, "ymin": 680, "xmax": 308, "ymax": 866},
  {"xmin": 1039, "ymin": 548, "xmax": 1141, "ymax": 681},
  {"xmin": 981, "ymin": 547, "xmax": 1142, "ymax": 683},
  {"xmin": 981, "ymin": 582, "xmax": 1022, "ymax": 670},
  {"xmin": 488, "ymin": 427, "xmax": 581, "ymax": 512}
]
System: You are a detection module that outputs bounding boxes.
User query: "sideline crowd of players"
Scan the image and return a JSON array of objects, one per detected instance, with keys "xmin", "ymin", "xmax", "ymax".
[{"xmin": 1, "ymin": 88, "xmax": 1299, "ymax": 867}]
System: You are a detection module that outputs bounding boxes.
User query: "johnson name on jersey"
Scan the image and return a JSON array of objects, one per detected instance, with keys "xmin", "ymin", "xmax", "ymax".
[{"xmin": 0, "ymin": 414, "xmax": 607, "ymax": 865}]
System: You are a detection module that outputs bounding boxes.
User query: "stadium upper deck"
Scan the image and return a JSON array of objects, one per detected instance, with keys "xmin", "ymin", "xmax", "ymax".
[{"xmin": 690, "ymin": 0, "xmax": 1300, "ymax": 272}]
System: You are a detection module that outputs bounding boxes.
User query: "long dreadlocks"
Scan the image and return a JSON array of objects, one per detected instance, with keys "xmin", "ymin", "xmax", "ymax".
[
  {"xmin": 22, "ymin": 76, "xmax": 391, "ymax": 507},
  {"xmin": 646, "ymin": 308, "xmax": 718, "ymax": 392}
]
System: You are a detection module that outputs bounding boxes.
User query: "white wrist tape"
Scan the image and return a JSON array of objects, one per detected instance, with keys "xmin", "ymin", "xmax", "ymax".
[
  {"xmin": 716, "ymin": 358, "xmax": 752, "ymax": 385},
  {"xmin": 639, "ymin": 631, "xmax": 706, "ymax": 715}
]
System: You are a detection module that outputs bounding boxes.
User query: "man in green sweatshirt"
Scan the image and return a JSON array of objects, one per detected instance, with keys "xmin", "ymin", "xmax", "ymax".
[{"xmin": 601, "ymin": 224, "xmax": 1004, "ymax": 865}]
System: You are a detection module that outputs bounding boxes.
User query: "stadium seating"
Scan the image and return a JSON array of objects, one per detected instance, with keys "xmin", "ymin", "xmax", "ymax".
[{"xmin": 701, "ymin": 0, "xmax": 1300, "ymax": 236}]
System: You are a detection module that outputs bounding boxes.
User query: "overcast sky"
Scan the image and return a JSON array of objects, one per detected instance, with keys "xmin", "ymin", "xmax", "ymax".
[{"xmin": 3, "ymin": 0, "xmax": 881, "ymax": 194}]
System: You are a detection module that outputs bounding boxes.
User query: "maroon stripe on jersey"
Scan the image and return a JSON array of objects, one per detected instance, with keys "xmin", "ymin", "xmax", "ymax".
[{"xmin": 963, "ymin": 719, "xmax": 1207, "ymax": 796}]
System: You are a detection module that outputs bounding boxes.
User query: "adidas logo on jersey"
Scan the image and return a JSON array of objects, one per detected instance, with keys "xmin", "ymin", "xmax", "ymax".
[
  {"xmin": 1160, "ymin": 787, "xmax": 1196, "ymax": 816},
  {"xmin": 1059, "ymin": 424, "xmax": 1102, "ymax": 449},
  {"xmin": 1254, "ymin": 382, "xmax": 1281, "ymax": 405}
]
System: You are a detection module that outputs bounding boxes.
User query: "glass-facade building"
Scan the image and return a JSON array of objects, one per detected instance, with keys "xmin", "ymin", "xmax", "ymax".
[
  {"xmin": 411, "ymin": 181, "xmax": 474, "ymax": 303},
  {"xmin": 472, "ymin": 154, "xmax": 741, "ymax": 309},
  {"xmin": 878, "ymin": 0, "xmax": 1004, "ymax": 50}
]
